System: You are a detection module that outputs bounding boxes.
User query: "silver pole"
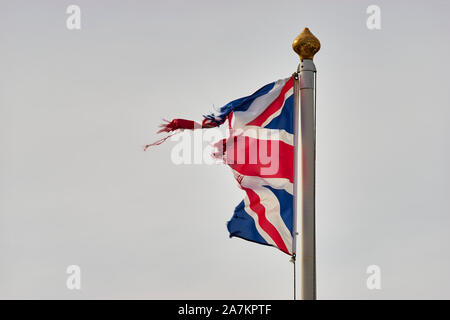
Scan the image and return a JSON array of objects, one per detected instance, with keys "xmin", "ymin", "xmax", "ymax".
[
  {"xmin": 299, "ymin": 59, "xmax": 316, "ymax": 300},
  {"xmin": 292, "ymin": 27, "xmax": 320, "ymax": 300},
  {"xmin": 291, "ymin": 73, "xmax": 300, "ymax": 300}
]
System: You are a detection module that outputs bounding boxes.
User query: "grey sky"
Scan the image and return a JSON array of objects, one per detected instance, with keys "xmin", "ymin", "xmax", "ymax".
[{"xmin": 1, "ymin": 0, "xmax": 449, "ymax": 299}]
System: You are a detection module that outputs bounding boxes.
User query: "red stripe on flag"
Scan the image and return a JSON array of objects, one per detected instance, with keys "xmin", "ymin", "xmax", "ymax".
[
  {"xmin": 243, "ymin": 187, "xmax": 289, "ymax": 254},
  {"xmin": 219, "ymin": 136, "xmax": 293, "ymax": 182}
]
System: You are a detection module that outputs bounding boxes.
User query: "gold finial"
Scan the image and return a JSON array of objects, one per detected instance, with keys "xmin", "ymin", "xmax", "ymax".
[{"xmin": 292, "ymin": 27, "xmax": 321, "ymax": 61}]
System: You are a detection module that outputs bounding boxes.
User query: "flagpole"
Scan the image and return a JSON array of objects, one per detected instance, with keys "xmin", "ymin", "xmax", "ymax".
[{"xmin": 292, "ymin": 28, "xmax": 320, "ymax": 300}]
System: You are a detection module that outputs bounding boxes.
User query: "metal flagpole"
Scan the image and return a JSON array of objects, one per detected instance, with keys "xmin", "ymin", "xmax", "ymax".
[
  {"xmin": 291, "ymin": 67, "xmax": 300, "ymax": 300},
  {"xmin": 292, "ymin": 27, "xmax": 320, "ymax": 300}
]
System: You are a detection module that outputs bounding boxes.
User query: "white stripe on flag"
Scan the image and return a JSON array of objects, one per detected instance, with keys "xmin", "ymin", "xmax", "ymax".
[
  {"xmin": 240, "ymin": 127, "xmax": 294, "ymax": 146},
  {"xmin": 237, "ymin": 173, "xmax": 293, "ymax": 195}
]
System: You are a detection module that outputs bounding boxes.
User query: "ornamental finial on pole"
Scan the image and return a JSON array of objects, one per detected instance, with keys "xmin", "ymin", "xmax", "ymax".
[{"xmin": 292, "ymin": 27, "xmax": 320, "ymax": 61}]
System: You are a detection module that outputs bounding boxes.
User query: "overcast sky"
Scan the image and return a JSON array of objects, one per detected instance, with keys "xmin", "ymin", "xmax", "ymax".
[{"xmin": 1, "ymin": 0, "xmax": 450, "ymax": 299}]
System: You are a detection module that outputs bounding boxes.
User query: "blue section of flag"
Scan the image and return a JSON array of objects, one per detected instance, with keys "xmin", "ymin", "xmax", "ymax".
[{"xmin": 227, "ymin": 200, "xmax": 269, "ymax": 246}]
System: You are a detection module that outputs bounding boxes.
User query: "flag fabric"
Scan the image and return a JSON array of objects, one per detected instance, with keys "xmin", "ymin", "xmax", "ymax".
[{"xmin": 148, "ymin": 77, "xmax": 295, "ymax": 255}]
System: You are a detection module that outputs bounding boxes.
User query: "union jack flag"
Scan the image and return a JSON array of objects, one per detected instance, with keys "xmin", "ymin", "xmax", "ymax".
[{"xmin": 147, "ymin": 77, "xmax": 295, "ymax": 255}]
